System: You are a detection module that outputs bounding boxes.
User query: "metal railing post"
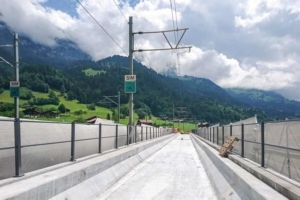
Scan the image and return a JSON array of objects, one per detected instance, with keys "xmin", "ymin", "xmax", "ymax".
[
  {"xmin": 261, "ymin": 122, "xmax": 265, "ymax": 167},
  {"xmin": 222, "ymin": 126, "xmax": 225, "ymax": 145},
  {"xmin": 230, "ymin": 125, "xmax": 232, "ymax": 136},
  {"xmin": 14, "ymin": 118, "xmax": 23, "ymax": 177},
  {"xmin": 241, "ymin": 123, "xmax": 244, "ymax": 157},
  {"xmin": 116, "ymin": 124, "xmax": 118, "ymax": 149},
  {"xmin": 146, "ymin": 127, "xmax": 148, "ymax": 140},
  {"xmin": 141, "ymin": 126, "xmax": 143, "ymax": 141},
  {"xmin": 127, "ymin": 125, "xmax": 129, "ymax": 145},
  {"xmin": 70, "ymin": 122, "xmax": 76, "ymax": 161},
  {"xmin": 135, "ymin": 126, "xmax": 137, "ymax": 143},
  {"xmin": 213, "ymin": 127, "xmax": 214, "ymax": 143},
  {"xmin": 217, "ymin": 127, "xmax": 219, "ymax": 145},
  {"xmin": 99, "ymin": 124, "xmax": 102, "ymax": 153}
]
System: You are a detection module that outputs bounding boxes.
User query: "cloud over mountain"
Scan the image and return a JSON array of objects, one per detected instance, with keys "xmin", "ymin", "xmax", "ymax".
[{"xmin": 1, "ymin": 0, "xmax": 300, "ymax": 99}]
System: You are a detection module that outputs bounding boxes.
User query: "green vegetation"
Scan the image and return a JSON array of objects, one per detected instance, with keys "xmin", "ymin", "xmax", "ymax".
[
  {"xmin": 1, "ymin": 55, "xmax": 299, "ymax": 128},
  {"xmin": 226, "ymin": 88, "xmax": 300, "ymax": 120},
  {"xmin": 82, "ymin": 68, "xmax": 105, "ymax": 76}
]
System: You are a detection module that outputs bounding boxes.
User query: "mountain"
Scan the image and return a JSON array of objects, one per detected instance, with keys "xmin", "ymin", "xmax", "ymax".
[
  {"xmin": 0, "ymin": 22, "xmax": 91, "ymax": 67},
  {"xmin": 226, "ymin": 88, "xmax": 300, "ymax": 119},
  {"xmin": 0, "ymin": 54, "xmax": 268, "ymax": 124},
  {"xmin": 0, "ymin": 22, "xmax": 297, "ymax": 124}
]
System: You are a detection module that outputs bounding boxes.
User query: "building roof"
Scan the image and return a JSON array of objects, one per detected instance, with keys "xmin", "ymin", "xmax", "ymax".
[
  {"xmin": 138, "ymin": 119, "xmax": 153, "ymax": 124},
  {"xmin": 197, "ymin": 122, "xmax": 210, "ymax": 126},
  {"xmin": 86, "ymin": 116, "xmax": 97, "ymax": 120},
  {"xmin": 173, "ymin": 119, "xmax": 184, "ymax": 122},
  {"xmin": 42, "ymin": 110, "xmax": 58, "ymax": 114},
  {"xmin": 87, "ymin": 118, "xmax": 97, "ymax": 123}
]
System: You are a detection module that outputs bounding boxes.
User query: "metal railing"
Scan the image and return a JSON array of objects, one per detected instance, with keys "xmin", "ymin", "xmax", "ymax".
[
  {"xmin": 194, "ymin": 119, "xmax": 300, "ymax": 182},
  {"xmin": 0, "ymin": 118, "xmax": 173, "ymax": 180}
]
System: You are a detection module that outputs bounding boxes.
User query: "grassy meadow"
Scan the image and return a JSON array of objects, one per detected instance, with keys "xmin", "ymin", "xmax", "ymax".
[{"xmin": 0, "ymin": 89, "xmax": 198, "ymax": 131}]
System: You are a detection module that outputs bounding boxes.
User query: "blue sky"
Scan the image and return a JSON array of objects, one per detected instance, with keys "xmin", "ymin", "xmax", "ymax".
[{"xmin": 41, "ymin": 0, "xmax": 79, "ymax": 17}]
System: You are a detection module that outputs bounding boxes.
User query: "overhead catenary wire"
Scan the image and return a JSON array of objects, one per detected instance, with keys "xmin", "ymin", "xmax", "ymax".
[
  {"xmin": 173, "ymin": 0, "xmax": 179, "ymax": 39},
  {"xmin": 110, "ymin": 0, "xmax": 146, "ymax": 65},
  {"xmin": 169, "ymin": 0, "xmax": 186, "ymax": 123},
  {"xmin": 169, "ymin": 0, "xmax": 178, "ymax": 45},
  {"xmin": 76, "ymin": 0, "xmax": 128, "ymax": 56},
  {"xmin": 112, "ymin": 0, "xmax": 128, "ymax": 22}
]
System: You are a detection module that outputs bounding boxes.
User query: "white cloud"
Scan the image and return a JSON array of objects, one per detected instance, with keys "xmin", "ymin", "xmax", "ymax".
[{"xmin": 1, "ymin": 0, "xmax": 300, "ymax": 99}]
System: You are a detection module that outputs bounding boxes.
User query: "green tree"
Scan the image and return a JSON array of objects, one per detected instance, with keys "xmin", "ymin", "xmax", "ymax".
[
  {"xmin": 20, "ymin": 88, "xmax": 34, "ymax": 100},
  {"xmin": 67, "ymin": 91, "xmax": 75, "ymax": 100},
  {"xmin": 106, "ymin": 113, "xmax": 111, "ymax": 120},
  {"xmin": 136, "ymin": 109, "xmax": 146, "ymax": 119},
  {"xmin": 0, "ymin": 76, "xmax": 3, "ymax": 88},
  {"xmin": 60, "ymin": 85, "xmax": 66, "ymax": 95},
  {"xmin": 120, "ymin": 105, "xmax": 129, "ymax": 116},
  {"xmin": 58, "ymin": 104, "xmax": 66, "ymax": 113},
  {"xmin": 87, "ymin": 103, "xmax": 96, "ymax": 110}
]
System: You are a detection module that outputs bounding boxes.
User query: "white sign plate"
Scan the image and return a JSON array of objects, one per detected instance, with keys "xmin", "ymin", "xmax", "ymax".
[
  {"xmin": 125, "ymin": 75, "xmax": 136, "ymax": 81},
  {"xmin": 10, "ymin": 81, "xmax": 20, "ymax": 87}
]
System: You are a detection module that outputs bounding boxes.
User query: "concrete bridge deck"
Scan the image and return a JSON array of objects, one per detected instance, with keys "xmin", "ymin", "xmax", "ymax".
[
  {"xmin": 0, "ymin": 133, "xmax": 298, "ymax": 200},
  {"xmin": 96, "ymin": 135, "xmax": 216, "ymax": 200}
]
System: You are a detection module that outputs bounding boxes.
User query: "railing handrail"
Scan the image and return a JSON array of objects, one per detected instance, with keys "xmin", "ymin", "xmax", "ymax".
[{"xmin": 0, "ymin": 121, "xmax": 173, "ymax": 179}]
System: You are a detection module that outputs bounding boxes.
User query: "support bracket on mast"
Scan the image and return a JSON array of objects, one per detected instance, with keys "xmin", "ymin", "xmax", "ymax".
[{"xmin": 133, "ymin": 28, "xmax": 192, "ymax": 52}]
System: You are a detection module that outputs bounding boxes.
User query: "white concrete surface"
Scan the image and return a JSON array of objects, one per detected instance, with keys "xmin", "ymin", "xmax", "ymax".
[
  {"xmin": 0, "ymin": 135, "xmax": 175, "ymax": 200},
  {"xmin": 190, "ymin": 134, "xmax": 288, "ymax": 200},
  {"xmin": 97, "ymin": 135, "xmax": 217, "ymax": 200}
]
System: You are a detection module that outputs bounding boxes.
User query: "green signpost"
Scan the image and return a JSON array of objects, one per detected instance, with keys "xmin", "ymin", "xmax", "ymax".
[
  {"xmin": 125, "ymin": 81, "xmax": 136, "ymax": 93},
  {"xmin": 125, "ymin": 75, "xmax": 136, "ymax": 93},
  {"xmin": 10, "ymin": 81, "xmax": 20, "ymax": 97}
]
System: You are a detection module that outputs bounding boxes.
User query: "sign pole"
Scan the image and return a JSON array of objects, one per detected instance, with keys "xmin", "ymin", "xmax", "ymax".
[
  {"xmin": 118, "ymin": 91, "xmax": 120, "ymax": 123},
  {"xmin": 14, "ymin": 33, "xmax": 19, "ymax": 119},
  {"xmin": 13, "ymin": 33, "xmax": 23, "ymax": 177},
  {"xmin": 128, "ymin": 16, "xmax": 133, "ymax": 130}
]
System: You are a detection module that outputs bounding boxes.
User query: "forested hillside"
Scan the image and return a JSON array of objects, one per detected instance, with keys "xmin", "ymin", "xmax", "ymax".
[
  {"xmin": 0, "ymin": 55, "xmax": 271, "ymax": 124},
  {"xmin": 226, "ymin": 88, "xmax": 300, "ymax": 120}
]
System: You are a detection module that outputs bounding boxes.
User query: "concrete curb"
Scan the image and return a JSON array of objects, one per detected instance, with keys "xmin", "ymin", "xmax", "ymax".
[
  {"xmin": 194, "ymin": 134, "xmax": 300, "ymax": 200},
  {"xmin": 190, "ymin": 133, "xmax": 287, "ymax": 200},
  {"xmin": 0, "ymin": 134, "xmax": 177, "ymax": 200},
  {"xmin": 228, "ymin": 154, "xmax": 300, "ymax": 200}
]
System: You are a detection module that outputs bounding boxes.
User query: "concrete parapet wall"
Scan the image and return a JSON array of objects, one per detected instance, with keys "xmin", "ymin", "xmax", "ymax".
[
  {"xmin": 228, "ymin": 154, "xmax": 300, "ymax": 200},
  {"xmin": 0, "ymin": 134, "xmax": 176, "ymax": 200},
  {"xmin": 190, "ymin": 134, "xmax": 287, "ymax": 200}
]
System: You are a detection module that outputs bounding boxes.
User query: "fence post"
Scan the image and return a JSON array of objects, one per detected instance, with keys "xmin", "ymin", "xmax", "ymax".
[
  {"xmin": 127, "ymin": 125, "xmax": 129, "ymax": 145},
  {"xmin": 217, "ymin": 127, "xmax": 219, "ymax": 145},
  {"xmin": 213, "ymin": 127, "xmax": 215, "ymax": 143},
  {"xmin": 159, "ymin": 128, "xmax": 161, "ymax": 137},
  {"xmin": 261, "ymin": 122, "xmax": 265, "ymax": 167},
  {"xmin": 241, "ymin": 123, "xmax": 244, "ymax": 157},
  {"xmin": 14, "ymin": 118, "xmax": 23, "ymax": 177},
  {"xmin": 135, "ymin": 126, "xmax": 137, "ymax": 143},
  {"xmin": 98, "ymin": 124, "xmax": 102, "ymax": 153},
  {"xmin": 116, "ymin": 124, "xmax": 118, "ymax": 149},
  {"xmin": 141, "ymin": 126, "xmax": 143, "ymax": 141},
  {"xmin": 70, "ymin": 122, "xmax": 76, "ymax": 161},
  {"xmin": 230, "ymin": 124, "xmax": 232, "ymax": 136},
  {"xmin": 150, "ymin": 127, "xmax": 152, "ymax": 139},
  {"xmin": 146, "ymin": 127, "xmax": 148, "ymax": 140},
  {"xmin": 222, "ymin": 126, "xmax": 225, "ymax": 145}
]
